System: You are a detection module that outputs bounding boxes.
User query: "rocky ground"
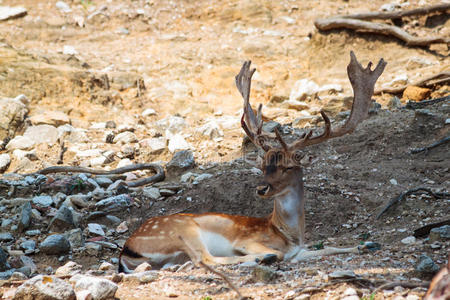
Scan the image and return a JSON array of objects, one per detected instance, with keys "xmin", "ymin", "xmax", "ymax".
[{"xmin": 0, "ymin": 0, "xmax": 449, "ymax": 299}]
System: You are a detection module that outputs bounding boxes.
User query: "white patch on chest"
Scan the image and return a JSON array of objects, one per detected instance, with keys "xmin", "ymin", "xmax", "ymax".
[
  {"xmin": 199, "ymin": 230, "xmax": 235, "ymax": 257},
  {"xmin": 279, "ymin": 189, "xmax": 301, "ymax": 228}
]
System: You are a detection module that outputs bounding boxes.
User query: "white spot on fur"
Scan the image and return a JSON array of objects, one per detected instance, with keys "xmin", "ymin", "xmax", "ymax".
[{"xmin": 152, "ymin": 225, "xmax": 158, "ymax": 229}]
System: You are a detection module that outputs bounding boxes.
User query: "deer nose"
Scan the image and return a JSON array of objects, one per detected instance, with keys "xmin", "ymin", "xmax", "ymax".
[{"xmin": 256, "ymin": 183, "xmax": 272, "ymax": 196}]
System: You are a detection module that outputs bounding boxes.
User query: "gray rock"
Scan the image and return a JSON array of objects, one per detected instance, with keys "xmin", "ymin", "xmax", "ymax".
[
  {"xmin": 64, "ymin": 228, "xmax": 84, "ymax": 248},
  {"xmin": 20, "ymin": 240, "xmax": 36, "ymax": 253},
  {"xmin": 13, "ymin": 275, "xmax": 75, "ymax": 300},
  {"xmin": 0, "ymin": 6, "xmax": 27, "ymax": 21},
  {"xmin": 142, "ymin": 187, "xmax": 161, "ymax": 200},
  {"xmin": 416, "ymin": 255, "xmax": 439, "ymax": 274},
  {"xmin": 252, "ymin": 265, "xmax": 277, "ymax": 282},
  {"xmin": 88, "ymin": 223, "xmax": 105, "ymax": 236},
  {"xmin": 329, "ymin": 270, "xmax": 357, "ymax": 279},
  {"xmin": 0, "ymin": 95, "xmax": 28, "ymax": 139},
  {"xmin": 1, "ymin": 218, "xmax": 12, "ymax": 228},
  {"xmin": 0, "ymin": 247, "xmax": 9, "ymax": 271},
  {"xmin": 48, "ymin": 205, "xmax": 75, "ymax": 232},
  {"xmin": 10, "ymin": 271, "xmax": 28, "ymax": 281},
  {"xmin": 193, "ymin": 173, "xmax": 213, "ymax": 184},
  {"xmin": 20, "ymin": 255, "xmax": 37, "ymax": 274},
  {"xmin": 0, "ymin": 269, "xmax": 14, "ymax": 280},
  {"xmin": 401, "ymin": 236, "xmax": 416, "ymax": 244},
  {"xmin": 95, "ymin": 177, "xmax": 113, "ymax": 188},
  {"xmin": 197, "ymin": 120, "xmax": 223, "ymax": 140},
  {"xmin": 85, "ymin": 242, "xmax": 102, "ymax": 256},
  {"xmin": 25, "ymin": 229, "xmax": 41, "ymax": 236},
  {"xmin": 156, "ymin": 116, "xmax": 186, "ymax": 134},
  {"xmin": 18, "ymin": 201, "xmax": 32, "ymax": 232},
  {"xmin": 113, "ymin": 131, "xmax": 137, "ymax": 144},
  {"xmin": 0, "ymin": 153, "xmax": 11, "ymax": 173},
  {"xmin": 429, "ymin": 225, "xmax": 450, "ymax": 242},
  {"xmin": 40, "ymin": 234, "xmax": 71, "ymax": 255},
  {"xmin": 0, "ymin": 232, "xmax": 14, "ymax": 242},
  {"xmin": 32, "ymin": 195, "xmax": 54, "ymax": 209},
  {"xmin": 262, "ymin": 121, "xmax": 281, "ymax": 133},
  {"xmin": 73, "ymin": 276, "xmax": 118, "ymax": 300},
  {"xmin": 57, "ymin": 124, "xmax": 89, "ymax": 143},
  {"xmin": 55, "ymin": 261, "xmax": 82, "ymax": 276},
  {"xmin": 95, "ymin": 194, "xmax": 131, "ymax": 212},
  {"xmin": 166, "ymin": 150, "xmax": 195, "ymax": 174},
  {"xmin": 24, "ymin": 124, "xmax": 59, "ymax": 145}
]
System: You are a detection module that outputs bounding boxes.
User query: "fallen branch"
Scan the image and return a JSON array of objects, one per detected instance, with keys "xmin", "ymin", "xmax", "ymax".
[
  {"xmin": 375, "ymin": 72, "xmax": 450, "ymax": 95},
  {"xmin": 57, "ymin": 140, "xmax": 67, "ymax": 165},
  {"xmin": 377, "ymin": 187, "xmax": 450, "ymax": 219},
  {"xmin": 314, "ymin": 17, "xmax": 449, "ymax": 47},
  {"xmin": 410, "ymin": 135, "xmax": 450, "ymax": 154},
  {"xmin": 31, "ymin": 163, "xmax": 165, "ymax": 188},
  {"xmin": 373, "ymin": 281, "xmax": 430, "ymax": 294},
  {"xmin": 338, "ymin": 3, "xmax": 450, "ymax": 20},
  {"xmin": 414, "ymin": 219, "xmax": 450, "ymax": 238},
  {"xmin": 406, "ymin": 95, "xmax": 450, "ymax": 109}
]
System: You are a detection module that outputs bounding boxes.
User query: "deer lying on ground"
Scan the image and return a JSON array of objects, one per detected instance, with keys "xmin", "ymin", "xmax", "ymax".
[{"xmin": 119, "ymin": 51, "xmax": 386, "ymax": 272}]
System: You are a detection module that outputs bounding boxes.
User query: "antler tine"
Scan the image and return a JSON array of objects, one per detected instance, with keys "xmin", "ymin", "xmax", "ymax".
[
  {"xmin": 236, "ymin": 61, "xmax": 273, "ymax": 151},
  {"xmin": 288, "ymin": 51, "xmax": 386, "ymax": 151},
  {"xmin": 274, "ymin": 128, "xmax": 289, "ymax": 151}
]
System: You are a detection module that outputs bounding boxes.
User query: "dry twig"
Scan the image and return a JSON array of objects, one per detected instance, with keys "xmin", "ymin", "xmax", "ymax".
[
  {"xmin": 377, "ymin": 187, "xmax": 450, "ymax": 219},
  {"xmin": 373, "ymin": 281, "xmax": 430, "ymax": 294}
]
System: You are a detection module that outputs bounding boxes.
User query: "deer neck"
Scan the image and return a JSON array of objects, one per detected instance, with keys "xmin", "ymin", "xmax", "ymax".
[{"xmin": 270, "ymin": 169, "xmax": 305, "ymax": 246}]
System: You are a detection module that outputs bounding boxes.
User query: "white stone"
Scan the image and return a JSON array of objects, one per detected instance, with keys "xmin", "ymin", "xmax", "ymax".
[
  {"xmin": 197, "ymin": 120, "xmax": 223, "ymax": 140},
  {"xmin": 12, "ymin": 149, "xmax": 37, "ymax": 161},
  {"xmin": 0, "ymin": 6, "xmax": 27, "ymax": 21},
  {"xmin": 142, "ymin": 108, "xmax": 156, "ymax": 117},
  {"xmin": 58, "ymin": 124, "xmax": 88, "ymax": 143},
  {"xmin": 180, "ymin": 172, "xmax": 197, "ymax": 183},
  {"xmin": 389, "ymin": 178, "xmax": 398, "ymax": 185},
  {"xmin": 194, "ymin": 173, "xmax": 213, "ymax": 183},
  {"xmin": 280, "ymin": 16, "xmax": 295, "ymax": 24},
  {"xmin": 142, "ymin": 187, "xmax": 161, "ymax": 200},
  {"xmin": 140, "ymin": 137, "xmax": 166, "ymax": 153},
  {"xmin": 168, "ymin": 134, "xmax": 189, "ymax": 153},
  {"xmin": 401, "ymin": 236, "xmax": 416, "ymax": 245},
  {"xmin": 6, "ymin": 135, "xmax": 34, "ymax": 150},
  {"xmin": 116, "ymin": 158, "xmax": 132, "ymax": 168},
  {"xmin": 88, "ymin": 223, "xmax": 105, "ymax": 236},
  {"xmin": 24, "ymin": 125, "xmax": 59, "ymax": 145},
  {"xmin": 63, "ymin": 45, "xmax": 78, "ymax": 55},
  {"xmin": 74, "ymin": 149, "xmax": 102, "ymax": 158},
  {"xmin": 289, "ymin": 79, "xmax": 319, "ymax": 101},
  {"xmin": 90, "ymin": 122, "xmax": 106, "ymax": 129},
  {"xmin": 73, "ymin": 276, "xmax": 118, "ymax": 300},
  {"xmin": 0, "ymin": 153, "xmax": 11, "ymax": 173},
  {"xmin": 156, "ymin": 116, "xmax": 186, "ymax": 134},
  {"xmin": 90, "ymin": 156, "xmax": 108, "ymax": 167},
  {"xmin": 13, "ymin": 275, "xmax": 75, "ymax": 299},
  {"xmin": 56, "ymin": 1, "xmax": 72, "ymax": 13},
  {"xmin": 113, "ymin": 131, "xmax": 137, "ymax": 144},
  {"xmin": 380, "ymin": 3, "xmax": 399, "ymax": 11}
]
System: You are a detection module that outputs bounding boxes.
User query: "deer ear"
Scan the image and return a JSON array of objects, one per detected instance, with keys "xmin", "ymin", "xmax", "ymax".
[{"xmin": 243, "ymin": 151, "xmax": 264, "ymax": 169}]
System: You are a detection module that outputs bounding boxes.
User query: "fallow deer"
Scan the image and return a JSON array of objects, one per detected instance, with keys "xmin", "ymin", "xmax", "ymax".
[{"xmin": 119, "ymin": 51, "xmax": 386, "ymax": 273}]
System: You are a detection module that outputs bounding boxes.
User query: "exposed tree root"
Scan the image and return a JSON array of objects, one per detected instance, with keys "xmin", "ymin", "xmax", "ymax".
[
  {"xmin": 315, "ymin": 4, "xmax": 450, "ymax": 47},
  {"xmin": 31, "ymin": 163, "xmax": 165, "ymax": 187},
  {"xmin": 406, "ymin": 95, "xmax": 450, "ymax": 109},
  {"xmin": 410, "ymin": 135, "xmax": 450, "ymax": 154}
]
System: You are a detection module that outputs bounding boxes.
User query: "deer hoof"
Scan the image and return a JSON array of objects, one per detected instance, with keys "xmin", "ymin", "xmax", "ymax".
[{"xmin": 256, "ymin": 253, "xmax": 278, "ymax": 265}]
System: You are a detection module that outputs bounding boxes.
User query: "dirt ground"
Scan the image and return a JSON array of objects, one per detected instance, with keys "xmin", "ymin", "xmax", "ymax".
[{"xmin": 0, "ymin": 0, "xmax": 449, "ymax": 299}]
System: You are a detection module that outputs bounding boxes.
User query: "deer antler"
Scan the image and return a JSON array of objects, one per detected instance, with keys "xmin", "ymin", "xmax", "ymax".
[
  {"xmin": 236, "ymin": 61, "xmax": 273, "ymax": 151},
  {"xmin": 287, "ymin": 51, "xmax": 387, "ymax": 150}
]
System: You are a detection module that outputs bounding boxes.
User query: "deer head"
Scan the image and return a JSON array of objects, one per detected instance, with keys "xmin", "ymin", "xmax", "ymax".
[{"xmin": 236, "ymin": 52, "xmax": 387, "ymax": 198}]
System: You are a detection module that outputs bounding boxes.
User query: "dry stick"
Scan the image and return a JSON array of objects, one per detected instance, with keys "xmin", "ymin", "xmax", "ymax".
[
  {"xmin": 372, "ymin": 281, "xmax": 430, "ymax": 294},
  {"xmin": 410, "ymin": 135, "xmax": 450, "ymax": 154},
  {"xmin": 375, "ymin": 72, "xmax": 450, "ymax": 95},
  {"xmin": 338, "ymin": 3, "xmax": 450, "ymax": 20},
  {"xmin": 178, "ymin": 236, "xmax": 244, "ymax": 299},
  {"xmin": 32, "ymin": 163, "xmax": 165, "ymax": 187},
  {"xmin": 406, "ymin": 95, "xmax": 450, "ymax": 109},
  {"xmin": 377, "ymin": 188, "xmax": 450, "ymax": 219},
  {"xmin": 57, "ymin": 141, "xmax": 67, "ymax": 165},
  {"xmin": 314, "ymin": 17, "xmax": 450, "ymax": 46}
]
